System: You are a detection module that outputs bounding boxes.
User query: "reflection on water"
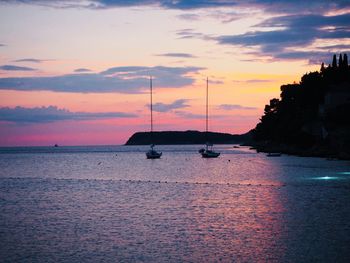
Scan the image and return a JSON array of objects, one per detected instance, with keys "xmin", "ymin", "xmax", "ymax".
[
  {"xmin": 0, "ymin": 145, "xmax": 350, "ymax": 262},
  {"xmin": 312, "ymin": 176, "xmax": 341, "ymax": 180}
]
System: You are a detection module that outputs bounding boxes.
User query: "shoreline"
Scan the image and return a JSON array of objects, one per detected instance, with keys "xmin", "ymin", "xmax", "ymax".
[{"xmin": 246, "ymin": 141, "xmax": 350, "ymax": 160}]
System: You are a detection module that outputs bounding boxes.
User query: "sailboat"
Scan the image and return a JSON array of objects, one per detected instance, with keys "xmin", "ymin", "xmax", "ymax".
[
  {"xmin": 146, "ymin": 76, "xmax": 162, "ymax": 159},
  {"xmin": 199, "ymin": 77, "xmax": 220, "ymax": 158}
]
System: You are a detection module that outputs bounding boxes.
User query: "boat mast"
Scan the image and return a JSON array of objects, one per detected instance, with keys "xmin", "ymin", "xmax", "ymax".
[
  {"xmin": 150, "ymin": 76, "xmax": 153, "ymax": 133},
  {"xmin": 206, "ymin": 77, "xmax": 209, "ymax": 150},
  {"xmin": 206, "ymin": 77, "xmax": 208, "ymax": 134}
]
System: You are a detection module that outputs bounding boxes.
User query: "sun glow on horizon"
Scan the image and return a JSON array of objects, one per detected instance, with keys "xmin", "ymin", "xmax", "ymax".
[{"xmin": 0, "ymin": 1, "xmax": 348, "ymax": 146}]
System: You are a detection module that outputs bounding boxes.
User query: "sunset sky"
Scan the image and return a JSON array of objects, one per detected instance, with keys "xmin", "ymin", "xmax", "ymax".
[{"xmin": 0, "ymin": 0, "xmax": 349, "ymax": 146}]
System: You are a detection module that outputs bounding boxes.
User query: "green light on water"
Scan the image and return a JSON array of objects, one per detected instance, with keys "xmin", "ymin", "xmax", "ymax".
[
  {"xmin": 311, "ymin": 172, "xmax": 350, "ymax": 180},
  {"xmin": 338, "ymin": 172, "xmax": 350, "ymax": 175},
  {"xmin": 312, "ymin": 176, "xmax": 339, "ymax": 180}
]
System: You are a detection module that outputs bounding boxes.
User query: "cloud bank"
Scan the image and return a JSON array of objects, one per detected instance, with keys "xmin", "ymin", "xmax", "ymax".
[
  {"xmin": 218, "ymin": 104, "xmax": 257, "ymax": 110},
  {"xmin": 156, "ymin": 53, "xmax": 196, "ymax": 58},
  {"xmin": 232, "ymin": 79, "xmax": 273, "ymax": 84},
  {"xmin": 0, "ymin": 106, "xmax": 136, "ymax": 123},
  {"xmin": 151, "ymin": 99, "xmax": 190, "ymax": 112},
  {"xmin": 74, "ymin": 68, "xmax": 92, "ymax": 72},
  {"xmin": 217, "ymin": 13, "xmax": 350, "ymax": 63},
  {"xmin": 13, "ymin": 58, "xmax": 51, "ymax": 63},
  {"xmin": 3, "ymin": 1, "xmax": 349, "ymax": 13},
  {"xmin": 0, "ymin": 65, "xmax": 203, "ymax": 93},
  {"xmin": 2, "ymin": 1, "xmax": 349, "ymax": 64},
  {"xmin": 0, "ymin": 65, "xmax": 37, "ymax": 71}
]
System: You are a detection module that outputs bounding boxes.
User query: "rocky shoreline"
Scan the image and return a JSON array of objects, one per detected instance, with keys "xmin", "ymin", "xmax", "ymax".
[{"xmin": 246, "ymin": 141, "xmax": 350, "ymax": 160}]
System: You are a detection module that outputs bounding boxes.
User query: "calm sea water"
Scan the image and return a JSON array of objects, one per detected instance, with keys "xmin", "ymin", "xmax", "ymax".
[{"xmin": 1, "ymin": 145, "xmax": 350, "ymax": 262}]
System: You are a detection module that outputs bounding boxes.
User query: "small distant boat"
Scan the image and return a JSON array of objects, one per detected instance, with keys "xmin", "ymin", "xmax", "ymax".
[
  {"xmin": 54, "ymin": 144, "xmax": 59, "ymax": 147},
  {"xmin": 200, "ymin": 77, "xmax": 220, "ymax": 158},
  {"xmin": 267, "ymin": 153, "xmax": 282, "ymax": 157},
  {"xmin": 146, "ymin": 76, "xmax": 162, "ymax": 159}
]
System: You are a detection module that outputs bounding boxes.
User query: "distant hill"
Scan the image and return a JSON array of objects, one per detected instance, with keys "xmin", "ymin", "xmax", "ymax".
[
  {"xmin": 252, "ymin": 53, "xmax": 350, "ymax": 159},
  {"xmin": 125, "ymin": 130, "xmax": 251, "ymax": 145}
]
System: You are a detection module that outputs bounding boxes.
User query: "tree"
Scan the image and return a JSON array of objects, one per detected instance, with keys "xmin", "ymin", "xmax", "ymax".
[
  {"xmin": 264, "ymin": 98, "xmax": 280, "ymax": 114},
  {"xmin": 320, "ymin": 62, "xmax": 325, "ymax": 72},
  {"xmin": 253, "ymin": 53, "xmax": 350, "ymax": 147},
  {"xmin": 343, "ymin": 54, "xmax": 348, "ymax": 68},
  {"xmin": 339, "ymin": 54, "xmax": 343, "ymax": 67},
  {"xmin": 332, "ymin": 54, "xmax": 337, "ymax": 68}
]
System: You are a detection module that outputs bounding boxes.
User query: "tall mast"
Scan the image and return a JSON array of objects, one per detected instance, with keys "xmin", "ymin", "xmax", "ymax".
[
  {"xmin": 206, "ymin": 77, "xmax": 209, "ymax": 150},
  {"xmin": 206, "ymin": 77, "xmax": 208, "ymax": 133},
  {"xmin": 150, "ymin": 76, "xmax": 153, "ymax": 133}
]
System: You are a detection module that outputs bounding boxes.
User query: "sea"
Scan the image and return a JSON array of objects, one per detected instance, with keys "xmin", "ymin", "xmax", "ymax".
[{"xmin": 1, "ymin": 145, "xmax": 350, "ymax": 262}]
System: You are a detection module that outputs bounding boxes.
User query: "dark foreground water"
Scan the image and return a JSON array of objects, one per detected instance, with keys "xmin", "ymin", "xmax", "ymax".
[{"xmin": 1, "ymin": 145, "xmax": 350, "ymax": 262}]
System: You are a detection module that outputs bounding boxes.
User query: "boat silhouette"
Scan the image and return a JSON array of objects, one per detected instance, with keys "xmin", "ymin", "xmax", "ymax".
[
  {"xmin": 146, "ymin": 76, "xmax": 162, "ymax": 159},
  {"xmin": 200, "ymin": 77, "xmax": 220, "ymax": 158}
]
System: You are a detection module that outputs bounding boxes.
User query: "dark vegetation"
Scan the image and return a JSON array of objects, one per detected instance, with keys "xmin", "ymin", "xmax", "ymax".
[
  {"xmin": 125, "ymin": 130, "xmax": 250, "ymax": 145},
  {"xmin": 252, "ymin": 54, "xmax": 350, "ymax": 159}
]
